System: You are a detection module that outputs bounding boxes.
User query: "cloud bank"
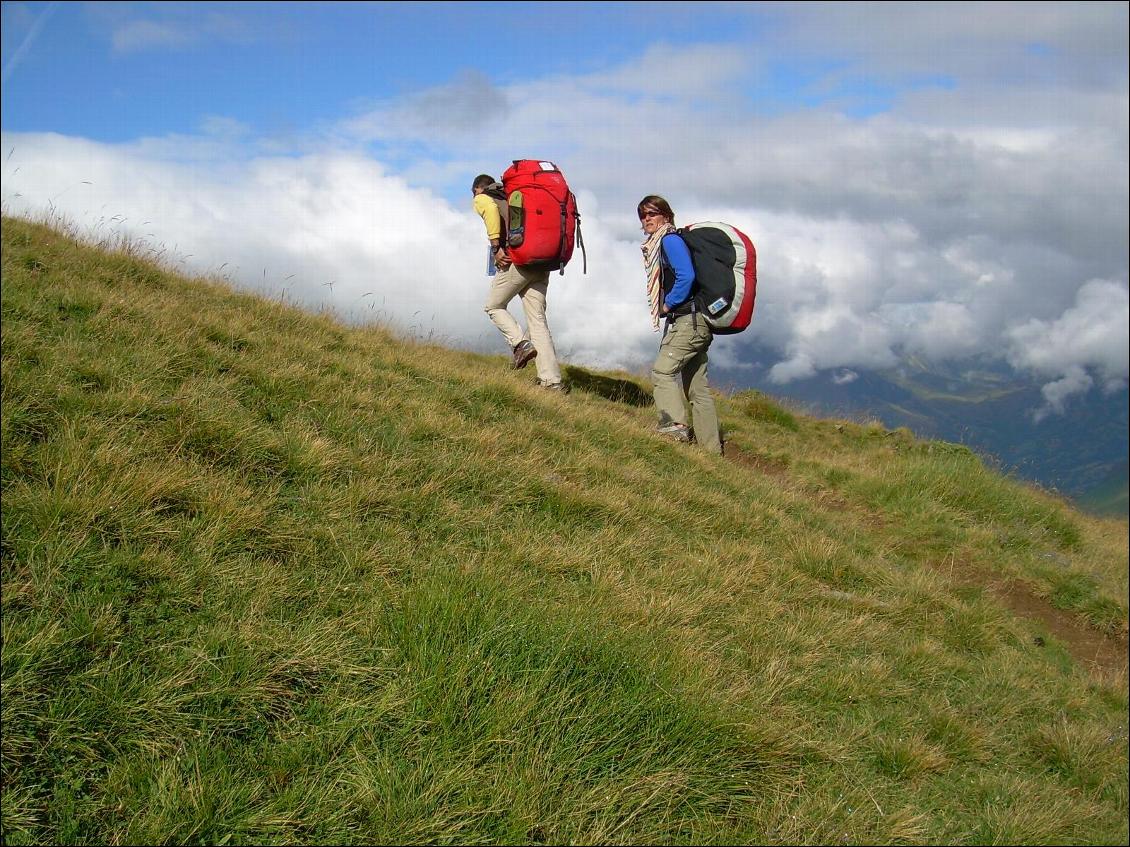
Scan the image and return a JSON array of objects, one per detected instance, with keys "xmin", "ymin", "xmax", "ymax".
[{"xmin": 3, "ymin": 4, "xmax": 1126, "ymax": 415}]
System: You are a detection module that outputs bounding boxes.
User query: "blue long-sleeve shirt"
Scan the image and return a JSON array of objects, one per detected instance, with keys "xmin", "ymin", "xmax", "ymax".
[{"xmin": 661, "ymin": 233, "xmax": 695, "ymax": 310}]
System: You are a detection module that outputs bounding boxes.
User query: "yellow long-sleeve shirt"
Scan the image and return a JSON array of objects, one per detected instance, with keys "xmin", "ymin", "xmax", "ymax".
[{"xmin": 473, "ymin": 193, "xmax": 502, "ymax": 243}]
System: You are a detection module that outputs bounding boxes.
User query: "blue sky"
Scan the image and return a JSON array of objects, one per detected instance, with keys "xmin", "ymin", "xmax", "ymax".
[
  {"xmin": 2, "ymin": 1, "xmax": 1127, "ymax": 418},
  {"xmin": 6, "ymin": 3, "xmax": 724, "ymax": 140}
]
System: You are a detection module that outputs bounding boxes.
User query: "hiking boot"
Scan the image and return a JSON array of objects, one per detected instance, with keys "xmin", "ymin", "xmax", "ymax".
[
  {"xmin": 537, "ymin": 379, "xmax": 568, "ymax": 393},
  {"xmin": 511, "ymin": 340, "xmax": 538, "ymax": 370},
  {"xmin": 657, "ymin": 422, "xmax": 691, "ymax": 443}
]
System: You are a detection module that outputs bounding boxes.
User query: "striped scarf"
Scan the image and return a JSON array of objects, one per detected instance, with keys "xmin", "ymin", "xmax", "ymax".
[{"xmin": 641, "ymin": 223, "xmax": 676, "ymax": 331}]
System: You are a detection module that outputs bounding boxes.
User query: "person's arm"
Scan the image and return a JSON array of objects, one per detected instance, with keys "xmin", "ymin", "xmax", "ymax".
[
  {"xmin": 473, "ymin": 193, "xmax": 502, "ymax": 245},
  {"xmin": 661, "ymin": 233, "xmax": 695, "ymax": 310}
]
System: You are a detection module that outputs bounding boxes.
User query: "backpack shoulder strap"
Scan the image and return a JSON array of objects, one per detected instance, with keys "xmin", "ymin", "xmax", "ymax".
[
  {"xmin": 485, "ymin": 185, "xmax": 508, "ymax": 241},
  {"xmin": 492, "ymin": 197, "xmax": 508, "ymax": 242}
]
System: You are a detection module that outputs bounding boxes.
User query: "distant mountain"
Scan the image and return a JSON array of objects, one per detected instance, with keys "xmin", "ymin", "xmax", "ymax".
[
  {"xmin": 1076, "ymin": 459, "xmax": 1130, "ymax": 518},
  {"xmin": 715, "ymin": 352, "xmax": 1129, "ymax": 516}
]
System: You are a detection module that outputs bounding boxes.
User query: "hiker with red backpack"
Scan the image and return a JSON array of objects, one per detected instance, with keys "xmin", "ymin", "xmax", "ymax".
[
  {"xmin": 471, "ymin": 171, "xmax": 566, "ymax": 392},
  {"xmin": 639, "ymin": 195, "xmax": 724, "ymax": 455}
]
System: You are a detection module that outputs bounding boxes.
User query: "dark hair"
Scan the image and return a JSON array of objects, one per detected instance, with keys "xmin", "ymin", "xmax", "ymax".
[
  {"xmin": 472, "ymin": 174, "xmax": 496, "ymax": 192},
  {"xmin": 637, "ymin": 194, "xmax": 675, "ymax": 225}
]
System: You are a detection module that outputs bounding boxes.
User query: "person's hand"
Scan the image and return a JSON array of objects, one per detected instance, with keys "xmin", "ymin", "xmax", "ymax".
[{"xmin": 495, "ymin": 251, "xmax": 513, "ymax": 270}]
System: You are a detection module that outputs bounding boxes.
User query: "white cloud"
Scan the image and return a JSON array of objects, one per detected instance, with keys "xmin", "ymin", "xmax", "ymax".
[
  {"xmin": 111, "ymin": 19, "xmax": 193, "ymax": 53},
  {"xmin": 343, "ymin": 70, "xmax": 509, "ymax": 142},
  {"xmin": 0, "ymin": 131, "xmax": 660, "ymax": 372},
  {"xmin": 103, "ymin": 9, "xmax": 262, "ymax": 54},
  {"xmin": 878, "ymin": 301, "xmax": 980, "ymax": 361},
  {"xmin": 1006, "ymin": 279, "xmax": 1130, "ymax": 401},
  {"xmin": 2, "ymin": 15, "xmax": 1127, "ymax": 415},
  {"xmin": 764, "ymin": 2, "xmax": 1128, "ymax": 89},
  {"xmin": 769, "ymin": 353, "xmax": 817, "ymax": 384},
  {"xmin": 1034, "ymin": 367, "xmax": 1094, "ymax": 423}
]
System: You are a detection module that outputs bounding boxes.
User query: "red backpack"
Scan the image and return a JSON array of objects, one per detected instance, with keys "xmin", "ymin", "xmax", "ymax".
[{"xmin": 502, "ymin": 160, "xmax": 586, "ymax": 274}]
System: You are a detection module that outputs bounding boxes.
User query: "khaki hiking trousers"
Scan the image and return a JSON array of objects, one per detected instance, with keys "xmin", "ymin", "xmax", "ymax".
[
  {"xmin": 652, "ymin": 313, "xmax": 722, "ymax": 455},
  {"xmin": 484, "ymin": 263, "xmax": 562, "ymax": 385}
]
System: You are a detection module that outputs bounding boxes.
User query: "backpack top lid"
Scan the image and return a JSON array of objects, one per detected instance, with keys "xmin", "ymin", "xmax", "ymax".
[
  {"xmin": 503, "ymin": 160, "xmax": 571, "ymax": 197},
  {"xmin": 506, "ymin": 159, "xmax": 560, "ymax": 175}
]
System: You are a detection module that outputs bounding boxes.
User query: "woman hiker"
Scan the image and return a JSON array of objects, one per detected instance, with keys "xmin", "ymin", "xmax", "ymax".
[{"xmin": 638, "ymin": 194, "xmax": 722, "ymax": 455}]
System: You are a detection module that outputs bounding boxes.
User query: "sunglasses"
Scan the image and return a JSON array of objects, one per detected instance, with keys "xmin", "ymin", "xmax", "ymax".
[{"xmin": 639, "ymin": 210, "xmax": 664, "ymax": 220}]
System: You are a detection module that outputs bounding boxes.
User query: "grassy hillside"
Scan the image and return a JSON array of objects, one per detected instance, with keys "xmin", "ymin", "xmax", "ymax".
[
  {"xmin": 716, "ymin": 356, "xmax": 1130, "ymax": 514},
  {"xmin": 2, "ymin": 214, "xmax": 1127, "ymax": 845}
]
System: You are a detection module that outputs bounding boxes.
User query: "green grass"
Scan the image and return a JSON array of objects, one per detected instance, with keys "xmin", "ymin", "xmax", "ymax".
[{"xmin": 2, "ymin": 213, "xmax": 1128, "ymax": 845}]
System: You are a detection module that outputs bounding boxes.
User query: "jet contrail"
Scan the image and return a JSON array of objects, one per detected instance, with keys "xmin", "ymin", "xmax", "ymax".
[{"xmin": 2, "ymin": 1, "xmax": 60, "ymax": 86}]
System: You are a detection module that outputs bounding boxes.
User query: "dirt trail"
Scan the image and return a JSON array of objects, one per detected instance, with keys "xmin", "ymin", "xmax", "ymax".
[
  {"xmin": 724, "ymin": 442, "xmax": 1129, "ymax": 675},
  {"xmin": 944, "ymin": 559, "xmax": 1128, "ymax": 674}
]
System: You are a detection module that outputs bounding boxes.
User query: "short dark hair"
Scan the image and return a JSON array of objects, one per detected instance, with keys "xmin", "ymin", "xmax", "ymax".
[
  {"xmin": 637, "ymin": 195, "xmax": 675, "ymax": 225},
  {"xmin": 472, "ymin": 174, "xmax": 496, "ymax": 192}
]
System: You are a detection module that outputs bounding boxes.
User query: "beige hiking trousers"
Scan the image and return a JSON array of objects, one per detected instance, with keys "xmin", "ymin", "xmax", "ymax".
[
  {"xmin": 651, "ymin": 313, "xmax": 722, "ymax": 454},
  {"xmin": 484, "ymin": 263, "xmax": 562, "ymax": 384}
]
